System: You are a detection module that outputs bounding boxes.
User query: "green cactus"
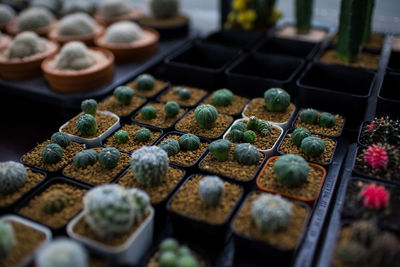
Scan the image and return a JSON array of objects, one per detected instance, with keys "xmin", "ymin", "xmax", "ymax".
[
  {"xmin": 160, "ymin": 139, "xmax": 180, "ymax": 156},
  {"xmin": 231, "ymin": 122, "xmax": 246, "ymax": 132},
  {"xmin": 81, "ymin": 99, "xmax": 97, "ymax": 116},
  {"xmin": 149, "ymin": 0, "xmax": 179, "ymax": 19},
  {"xmin": 173, "ymin": 88, "xmax": 181, "ymax": 94},
  {"xmin": 349, "ymin": 220, "xmax": 379, "ymax": 246},
  {"xmin": 0, "ymin": 161, "xmax": 27, "ymax": 195},
  {"xmin": 194, "ymin": 104, "xmax": 218, "ymax": 129},
  {"xmin": 246, "ymin": 116, "xmax": 271, "ymax": 136},
  {"xmin": 243, "ymin": 130, "xmax": 256, "ymax": 143},
  {"xmin": 76, "ymin": 114, "xmax": 97, "ymax": 136},
  {"xmin": 160, "ymin": 238, "xmax": 179, "ymax": 252},
  {"xmin": 42, "ymin": 190, "xmax": 68, "ymax": 214},
  {"xmin": 300, "ymin": 108, "xmax": 318, "ymax": 125},
  {"xmin": 56, "ymin": 41, "xmax": 95, "ymax": 70},
  {"xmin": 274, "ymin": 154, "xmax": 309, "ymax": 187},
  {"xmin": 113, "ymin": 130, "xmax": 129, "ymax": 144},
  {"xmin": 104, "ymin": 21, "xmax": 142, "ymax": 44},
  {"xmin": 295, "ymin": 0, "xmax": 313, "ymax": 34},
  {"xmin": 212, "ymin": 88, "xmax": 234, "ymax": 107},
  {"xmin": 246, "ymin": 116, "xmax": 259, "ymax": 132},
  {"xmin": 73, "ymin": 150, "xmax": 98, "ymax": 169},
  {"xmin": 160, "ymin": 251, "xmax": 178, "ymax": 267},
  {"xmin": 176, "ymin": 254, "xmax": 199, "ymax": 267},
  {"xmin": 126, "ymin": 188, "xmax": 151, "ymax": 221},
  {"xmin": 179, "ymin": 89, "xmax": 191, "ymax": 101},
  {"xmin": 234, "ymin": 143, "xmax": 260, "ymax": 165},
  {"xmin": 58, "ymin": 12, "xmax": 97, "ymax": 37},
  {"xmin": 8, "ymin": 31, "xmax": 47, "ymax": 59},
  {"xmin": 136, "ymin": 74, "xmax": 155, "ymax": 91},
  {"xmin": 164, "ymin": 102, "xmax": 180, "ymax": 118},
  {"xmin": 319, "ymin": 112, "xmax": 336, "ymax": 128},
  {"xmin": 264, "ymin": 88, "xmax": 291, "ymax": 112},
  {"xmin": 17, "ymin": 7, "xmax": 54, "ymax": 31},
  {"xmin": 50, "ymin": 132, "xmax": 71, "ymax": 148},
  {"xmin": 113, "ymin": 86, "xmax": 134, "ymax": 105},
  {"xmin": 291, "ymin": 128, "xmax": 311, "ymax": 147},
  {"xmin": 230, "ymin": 129, "xmax": 243, "ymax": 143},
  {"xmin": 198, "ymin": 176, "xmax": 224, "ymax": 207},
  {"xmin": 208, "ymin": 139, "xmax": 232, "ymax": 161},
  {"xmin": 136, "ymin": 128, "xmax": 151, "ymax": 142},
  {"xmin": 337, "ymin": 241, "xmax": 368, "ymax": 266},
  {"xmin": 0, "ymin": 220, "xmax": 15, "ymax": 259},
  {"xmin": 99, "ymin": 147, "xmax": 120, "ymax": 169},
  {"xmin": 141, "ymin": 106, "xmax": 157, "ymax": 120},
  {"xmin": 300, "ymin": 136, "xmax": 325, "ymax": 157},
  {"xmin": 41, "ymin": 143, "xmax": 63, "ymax": 164},
  {"xmin": 362, "ymin": 0, "xmax": 375, "ymax": 44},
  {"xmin": 179, "ymin": 134, "xmax": 200, "ymax": 151}
]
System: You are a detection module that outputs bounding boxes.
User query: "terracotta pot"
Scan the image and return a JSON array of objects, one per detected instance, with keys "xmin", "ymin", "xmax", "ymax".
[
  {"xmin": 48, "ymin": 24, "xmax": 105, "ymax": 46},
  {"xmin": 0, "ymin": 40, "xmax": 59, "ymax": 80},
  {"xmin": 5, "ymin": 20, "xmax": 55, "ymax": 37},
  {"xmin": 95, "ymin": 27, "xmax": 159, "ymax": 63},
  {"xmin": 41, "ymin": 47, "xmax": 114, "ymax": 93},
  {"xmin": 0, "ymin": 34, "xmax": 11, "ymax": 51},
  {"xmin": 94, "ymin": 9, "xmax": 144, "ymax": 27},
  {"xmin": 256, "ymin": 156, "xmax": 327, "ymax": 204}
]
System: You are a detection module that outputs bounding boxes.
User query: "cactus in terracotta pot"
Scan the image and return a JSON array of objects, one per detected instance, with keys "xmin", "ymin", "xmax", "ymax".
[
  {"xmin": 198, "ymin": 176, "xmax": 224, "ymax": 207},
  {"xmin": 41, "ymin": 143, "xmax": 63, "ymax": 164},
  {"xmin": 234, "ymin": 143, "xmax": 260, "ymax": 165},
  {"xmin": 274, "ymin": 154, "xmax": 309, "ymax": 187},
  {"xmin": 149, "ymin": 0, "xmax": 179, "ymax": 19},
  {"xmin": 58, "ymin": 12, "xmax": 97, "ymax": 36},
  {"xmin": 97, "ymin": 0, "xmax": 132, "ymax": 18},
  {"xmin": 113, "ymin": 86, "xmax": 134, "ymax": 105},
  {"xmin": 16, "ymin": 7, "xmax": 55, "ymax": 31},
  {"xmin": 0, "ymin": 161, "xmax": 27, "ymax": 194},
  {"xmin": 0, "ymin": 4, "xmax": 15, "ymax": 26},
  {"xmin": 208, "ymin": 139, "xmax": 231, "ymax": 161},
  {"xmin": 99, "ymin": 147, "xmax": 120, "ymax": 169},
  {"xmin": 0, "ymin": 220, "xmax": 15, "ymax": 259},
  {"xmin": 194, "ymin": 104, "xmax": 218, "ymax": 129},
  {"xmin": 295, "ymin": 0, "xmax": 313, "ymax": 34},
  {"xmin": 76, "ymin": 114, "xmax": 97, "ymax": 136},
  {"xmin": 160, "ymin": 139, "xmax": 180, "ymax": 156},
  {"xmin": 81, "ymin": 99, "xmax": 97, "ymax": 116},
  {"xmin": 105, "ymin": 21, "xmax": 142, "ymax": 44},
  {"xmin": 56, "ymin": 41, "xmax": 95, "ymax": 70},
  {"xmin": 73, "ymin": 150, "xmax": 98, "ymax": 169},
  {"xmin": 8, "ymin": 31, "xmax": 47, "ymax": 59}
]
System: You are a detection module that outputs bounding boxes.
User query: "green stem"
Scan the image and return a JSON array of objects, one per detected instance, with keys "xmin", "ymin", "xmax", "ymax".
[
  {"xmin": 295, "ymin": 0, "xmax": 313, "ymax": 34},
  {"xmin": 362, "ymin": 0, "xmax": 375, "ymax": 44}
]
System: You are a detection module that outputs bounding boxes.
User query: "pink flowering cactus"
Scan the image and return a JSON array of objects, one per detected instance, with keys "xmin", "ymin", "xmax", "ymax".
[
  {"xmin": 364, "ymin": 145, "xmax": 388, "ymax": 169},
  {"xmin": 361, "ymin": 183, "xmax": 390, "ymax": 210}
]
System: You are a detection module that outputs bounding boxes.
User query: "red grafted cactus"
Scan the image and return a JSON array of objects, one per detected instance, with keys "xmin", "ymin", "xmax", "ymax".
[
  {"xmin": 361, "ymin": 184, "xmax": 389, "ymax": 210},
  {"xmin": 364, "ymin": 145, "xmax": 388, "ymax": 169}
]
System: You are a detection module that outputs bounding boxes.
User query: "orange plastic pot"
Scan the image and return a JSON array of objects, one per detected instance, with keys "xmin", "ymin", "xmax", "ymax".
[
  {"xmin": 47, "ymin": 24, "xmax": 105, "ymax": 46},
  {"xmin": 256, "ymin": 156, "xmax": 327, "ymax": 205}
]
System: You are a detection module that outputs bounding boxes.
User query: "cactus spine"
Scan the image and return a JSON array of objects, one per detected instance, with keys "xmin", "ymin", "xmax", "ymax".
[{"xmin": 295, "ymin": 0, "xmax": 313, "ymax": 34}]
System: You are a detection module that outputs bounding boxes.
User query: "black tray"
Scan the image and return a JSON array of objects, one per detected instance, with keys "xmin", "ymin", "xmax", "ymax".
[
  {"xmin": 377, "ymin": 72, "xmax": 400, "ymax": 118},
  {"xmin": 198, "ymin": 29, "xmax": 264, "ymax": 51}
]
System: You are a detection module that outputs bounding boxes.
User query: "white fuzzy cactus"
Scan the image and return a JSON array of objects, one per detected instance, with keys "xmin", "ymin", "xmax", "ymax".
[
  {"xmin": 198, "ymin": 176, "xmax": 224, "ymax": 207},
  {"xmin": 0, "ymin": 4, "xmax": 15, "ymax": 26},
  {"xmin": 0, "ymin": 161, "xmax": 27, "ymax": 195},
  {"xmin": 58, "ymin": 13, "xmax": 97, "ymax": 36},
  {"xmin": 62, "ymin": 1, "xmax": 93, "ymax": 15},
  {"xmin": 0, "ymin": 220, "xmax": 15, "ymax": 259},
  {"xmin": 97, "ymin": 0, "xmax": 132, "ymax": 18},
  {"xmin": 104, "ymin": 21, "xmax": 142, "ymax": 44},
  {"xmin": 8, "ymin": 31, "xmax": 47, "ymax": 59},
  {"xmin": 31, "ymin": 0, "xmax": 61, "ymax": 14},
  {"xmin": 17, "ymin": 7, "xmax": 55, "ymax": 31},
  {"xmin": 35, "ymin": 238, "xmax": 88, "ymax": 267},
  {"xmin": 127, "ymin": 188, "xmax": 151, "ymax": 221},
  {"xmin": 56, "ymin": 41, "xmax": 95, "ymax": 70}
]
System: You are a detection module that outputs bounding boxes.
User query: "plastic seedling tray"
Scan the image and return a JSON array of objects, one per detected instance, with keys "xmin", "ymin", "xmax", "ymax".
[
  {"xmin": 198, "ymin": 29, "xmax": 264, "ymax": 51},
  {"xmin": 377, "ymin": 72, "xmax": 400, "ymax": 118},
  {"xmin": 387, "ymin": 51, "xmax": 400, "ymax": 72}
]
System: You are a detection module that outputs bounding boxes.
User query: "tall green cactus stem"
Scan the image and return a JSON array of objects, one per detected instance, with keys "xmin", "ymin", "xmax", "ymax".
[
  {"xmin": 362, "ymin": 0, "xmax": 375, "ymax": 44},
  {"xmin": 295, "ymin": 0, "xmax": 313, "ymax": 34},
  {"xmin": 336, "ymin": 0, "xmax": 369, "ymax": 63},
  {"xmin": 253, "ymin": 0, "xmax": 276, "ymax": 26}
]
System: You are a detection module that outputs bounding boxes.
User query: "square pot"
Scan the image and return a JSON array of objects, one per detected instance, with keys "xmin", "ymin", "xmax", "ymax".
[
  {"xmin": 357, "ymin": 117, "xmax": 400, "ymax": 147},
  {"xmin": 125, "ymin": 76, "xmax": 170, "ymax": 99},
  {"xmin": 377, "ymin": 72, "xmax": 400, "ymax": 117},
  {"xmin": 67, "ymin": 207, "xmax": 154, "ymax": 266},
  {"xmin": 387, "ymin": 51, "xmax": 400, "ymax": 73},
  {"xmin": 98, "ymin": 94, "xmax": 147, "ymax": 118},
  {"xmin": 156, "ymin": 85, "xmax": 209, "ymax": 108},
  {"xmin": 200, "ymin": 92, "xmax": 249, "ymax": 116},
  {"xmin": 199, "ymin": 29, "xmax": 264, "ymax": 51}
]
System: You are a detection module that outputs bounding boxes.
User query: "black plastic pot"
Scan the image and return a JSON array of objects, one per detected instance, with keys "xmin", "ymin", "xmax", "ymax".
[
  {"xmin": 198, "ymin": 30, "xmax": 264, "ymax": 51},
  {"xmin": 377, "ymin": 72, "xmax": 400, "ymax": 118},
  {"xmin": 387, "ymin": 51, "xmax": 400, "ymax": 73},
  {"xmin": 356, "ymin": 121, "xmax": 371, "ymax": 147},
  {"xmin": 166, "ymin": 174, "xmax": 244, "ymax": 248},
  {"xmin": 156, "ymin": 85, "xmax": 210, "ymax": 109},
  {"xmin": 225, "ymin": 53, "xmax": 305, "ymax": 98}
]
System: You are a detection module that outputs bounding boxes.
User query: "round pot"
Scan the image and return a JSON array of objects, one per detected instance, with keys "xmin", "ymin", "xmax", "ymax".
[
  {"xmin": 94, "ymin": 9, "xmax": 144, "ymax": 27},
  {"xmin": 48, "ymin": 24, "xmax": 105, "ymax": 46},
  {"xmin": 0, "ymin": 40, "xmax": 59, "ymax": 80},
  {"xmin": 5, "ymin": 20, "xmax": 55, "ymax": 37},
  {"xmin": 41, "ymin": 47, "xmax": 114, "ymax": 93},
  {"xmin": 95, "ymin": 27, "xmax": 159, "ymax": 63}
]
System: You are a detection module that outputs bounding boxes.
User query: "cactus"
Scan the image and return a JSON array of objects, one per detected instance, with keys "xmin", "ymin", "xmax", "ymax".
[
  {"xmin": 274, "ymin": 154, "xmax": 309, "ymax": 187},
  {"xmin": 176, "ymin": 254, "xmax": 199, "ymax": 267},
  {"xmin": 8, "ymin": 31, "xmax": 47, "ymax": 59},
  {"xmin": 126, "ymin": 188, "xmax": 150, "ymax": 221},
  {"xmin": 212, "ymin": 88, "xmax": 234, "ymax": 107},
  {"xmin": 41, "ymin": 143, "xmax": 63, "ymax": 164},
  {"xmin": 300, "ymin": 136, "xmax": 325, "ymax": 157},
  {"xmin": 164, "ymin": 102, "xmax": 180, "ymax": 118},
  {"xmin": 58, "ymin": 12, "xmax": 97, "ymax": 36},
  {"xmin": 198, "ymin": 176, "xmax": 224, "ymax": 207},
  {"xmin": 194, "ymin": 104, "xmax": 218, "ymax": 129},
  {"xmin": 178, "ymin": 134, "xmax": 200, "ymax": 151},
  {"xmin": 104, "ymin": 21, "xmax": 142, "ymax": 44},
  {"xmin": 364, "ymin": 144, "xmax": 388, "ymax": 169},
  {"xmin": 0, "ymin": 220, "xmax": 15, "ymax": 259},
  {"xmin": 35, "ymin": 238, "xmax": 88, "ymax": 267},
  {"xmin": 50, "ymin": 132, "xmax": 71, "ymax": 148},
  {"xmin": 0, "ymin": 161, "xmax": 27, "ymax": 195},
  {"xmin": 62, "ymin": 1, "xmax": 93, "ymax": 15},
  {"xmin": 83, "ymin": 184, "xmax": 136, "ymax": 239},
  {"xmin": 177, "ymin": 246, "xmax": 191, "ymax": 256},
  {"xmin": 291, "ymin": 128, "xmax": 311, "ymax": 147},
  {"xmin": 336, "ymin": 0, "xmax": 369, "ymax": 63},
  {"xmin": 81, "ymin": 99, "xmax": 97, "ymax": 116},
  {"xmin": 130, "ymin": 146, "xmax": 169, "ymax": 187},
  {"xmin": 136, "ymin": 74, "xmax": 155, "ymax": 91},
  {"xmin": 231, "ymin": 121, "xmax": 246, "ymax": 132},
  {"xmin": 246, "ymin": 116, "xmax": 259, "ymax": 132},
  {"xmin": 149, "ymin": 0, "xmax": 179, "ymax": 19},
  {"xmin": 97, "ymin": 0, "xmax": 132, "ymax": 18},
  {"xmin": 246, "ymin": 116, "xmax": 271, "ymax": 136},
  {"xmin": 31, "ymin": 0, "xmax": 61, "ymax": 14},
  {"xmin": 362, "ymin": 0, "xmax": 375, "ymax": 44},
  {"xmin": 114, "ymin": 130, "xmax": 129, "ymax": 144},
  {"xmin": 42, "ymin": 190, "xmax": 68, "ymax": 214},
  {"xmin": 208, "ymin": 139, "xmax": 231, "ymax": 161},
  {"xmin": 300, "ymin": 108, "xmax": 318, "ymax": 125},
  {"xmin": 160, "ymin": 251, "xmax": 178, "ymax": 267},
  {"xmin": 295, "ymin": 0, "xmax": 313, "ymax": 34},
  {"xmin": 99, "ymin": 147, "xmax": 120, "ymax": 169},
  {"xmin": 243, "ymin": 130, "xmax": 256, "ymax": 143},
  {"xmin": 337, "ymin": 241, "xmax": 368, "ymax": 266},
  {"xmin": 360, "ymin": 183, "xmax": 389, "ymax": 210},
  {"xmin": 173, "ymin": 88, "xmax": 181, "ymax": 95},
  {"xmin": 56, "ymin": 41, "xmax": 96, "ymax": 70},
  {"xmin": 113, "ymin": 86, "xmax": 134, "ymax": 105},
  {"xmin": 136, "ymin": 128, "xmax": 151, "ymax": 142},
  {"xmin": 370, "ymin": 232, "xmax": 400, "ymax": 267},
  {"xmin": 319, "ymin": 112, "xmax": 336, "ymax": 128},
  {"xmin": 178, "ymin": 88, "xmax": 191, "ymax": 101},
  {"xmin": 349, "ymin": 220, "xmax": 379, "ymax": 246},
  {"xmin": 363, "ymin": 116, "xmax": 400, "ymax": 146},
  {"xmin": 0, "ymin": 4, "xmax": 15, "ymax": 26},
  {"xmin": 76, "ymin": 114, "xmax": 97, "ymax": 136},
  {"xmin": 73, "ymin": 150, "xmax": 98, "ymax": 169},
  {"xmin": 234, "ymin": 143, "xmax": 260, "ymax": 165},
  {"xmin": 17, "ymin": 7, "xmax": 55, "ymax": 31},
  {"xmin": 160, "ymin": 139, "xmax": 180, "ymax": 156},
  {"xmin": 230, "ymin": 129, "xmax": 243, "ymax": 143},
  {"xmin": 264, "ymin": 88, "xmax": 291, "ymax": 112},
  {"xmin": 141, "ymin": 106, "xmax": 157, "ymax": 120},
  {"xmin": 160, "ymin": 238, "xmax": 179, "ymax": 252},
  {"xmin": 251, "ymin": 193, "xmax": 292, "ymax": 233}
]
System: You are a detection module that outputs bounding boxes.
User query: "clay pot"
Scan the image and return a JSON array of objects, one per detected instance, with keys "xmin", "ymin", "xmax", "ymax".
[
  {"xmin": 95, "ymin": 27, "xmax": 159, "ymax": 63},
  {"xmin": 5, "ymin": 21, "xmax": 55, "ymax": 37},
  {"xmin": 41, "ymin": 47, "xmax": 114, "ymax": 93},
  {"xmin": 94, "ymin": 9, "xmax": 144, "ymax": 27},
  {"xmin": 48, "ymin": 24, "xmax": 105, "ymax": 46},
  {"xmin": 0, "ymin": 34, "xmax": 11, "ymax": 51}
]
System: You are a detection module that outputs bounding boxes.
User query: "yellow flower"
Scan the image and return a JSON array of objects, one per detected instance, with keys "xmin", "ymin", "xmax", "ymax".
[
  {"xmin": 237, "ymin": 11, "xmax": 247, "ymax": 24},
  {"xmin": 244, "ymin": 9, "xmax": 256, "ymax": 22},
  {"xmin": 233, "ymin": 0, "xmax": 246, "ymax": 11}
]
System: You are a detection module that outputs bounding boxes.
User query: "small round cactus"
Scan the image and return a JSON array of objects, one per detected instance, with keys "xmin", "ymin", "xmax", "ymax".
[
  {"xmin": 50, "ymin": 132, "xmax": 71, "ymax": 148},
  {"xmin": 160, "ymin": 139, "xmax": 180, "ymax": 156},
  {"xmin": 194, "ymin": 104, "xmax": 218, "ymax": 129},
  {"xmin": 56, "ymin": 41, "xmax": 95, "ymax": 70},
  {"xmin": 136, "ymin": 128, "xmax": 151, "ymax": 142},
  {"xmin": 149, "ymin": 0, "xmax": 179, "ymax": 19},
  {"xmin": 99, "ymin": 147, "xmax": 120, "ymax": 169},
  {"xmin": 136, "ymin": 74, "xmax": 155, "ymax": 91},
  {"xmin": 97, "ymin": 0, "xmax": 132, "ymax": 19},
  {"xmin": 364, "ymin": 144, "xmax": 388, "ymax": 169},
  {"xmin": 17, "ymin": 7, "xmax": 55, "ymax": 31},
  {"xmin": 0, "ymin": 161, "xmax": 27, "ymax": 195},
  {"xmin": 208, "ymin": 139, "xmax": 231, "ymax": 161},
  {"xmin": 251, "ymin": 193, "xmax": 292, "ymax": 233},
  {"xmin": 41, "ymin": 143, "xmax": 63, "ymax": 164},
  {"xmin": 349, "ymin": 220, "xmax": 379, "ymax": 246},
  {"xmin": 243, "ymin": 130, "xmax": 256, "ymax": 143},
  {"xmin": 176, "ymin": 254, "xmax": 199, "ymax": 267},
  {"xmin": 73, "ymin": 150, "xmax": 98, "ymax": 169},
  {"xmin": 231, "ymin": 121, "xmax": 246, "ymax": 132},
  {"xmin": 105, "ymin": 21, "xmax": 142, "ymax": 44},
  {"xmin": 212, "ymin": 88, "xmax": 234, "ymax": 107},
  {"xmin": 319, "ymin": 112, "xmax": 336, "ymax": 128},
  {"xmin": 178, "ymin": 88, "xmax": 191, "ymax": 101},
  {"xmin": 246, "ymin": 116, "xmax": 271, "ymax": 136},
  {"xmin": 274, "ymin": 154, "xmax": 309, "ymax": 188},
  {"xmin": 198, "ymin": 176, "xmax": 224, "ymax": 207},
  {"xmin": 126, "ymin": 188, "xmax": 151, "ymax": 221},
  {"xmin": 300, "ymin": 109, "xmax": 318, "ymax": 125},
  {"xmin": 360, "ymin": 183, "xmax": 389, "ymax": 210},
  {"xmin": 0, "ymin": 4, "xmax": 15, "ymax": 26},
  {"xmin": 58, "ymin": 12, "xmax": 97, "ymax": 37},
  {"xmin": 164, "ymin": 102, "xmax": 180, "ymax": 118},
  {"xmin": 83, "ymin": 184, "xmax": 136, "ymax": 239},
  {"xmin": 246, "ymin": 116, "xmax": 259, "ymax": 132},
  {"xmin": 81, "ymin": 99, "xmax": 97, "ymax": 116},
  {"xmin": 291, "ymin": 128, "xmax": 311, "ymax": 147},
  {"xmin": 337, "ymin": 241, "xmax": 368, "ymax": 266},
  {"xmin": 173, "ymin": 88, "xmax": 181, "ymax": 94},
  {"xmin": 229, "ymin": 129, "xmax": 243, "ymax": 143},
  {"xmin": 234, "ymin": 143, "xmax": 260, "ymax": 165},
  {"xmin": 36, "ymin": 238, "xmax": 88, "ymax": 267},
  {"xmin": 300, "ymin": 136, "xmax": 326, "ymax": 157},
  {"xmin": 114, "ymin": 130, "xmax": 129, "ymax": 144},
  {"xmin": 264, "ymin": 88, "xmax": 291, "ymax": 112},
  {"xmin": 160, "ymin": 238, "xmax": 179, "ymax": 252},
  {"xmin": 160, "ymin": 251, "xmax": 178, "ymax": 267},
  {"xmin": 178, "ymin": 134, "xmax": 200, "ymax": 151},
  {"xmin": 141, "ymin": 106, "xmax": 157, "ymax": 120},
  {"xmin": 113, "ymin": 86, "xmax": 134, "ymax": 105},
  {"xmin": 130, "ymin": 146, "xmax": 169, "ymax": 187},
  {"xmin": 0, "ymin": 220, "xmax": 15, "ymax": 259},
  {"xmin": 8, "ymin": 31, "xmax": 47, "ymax": 59},
  {"xmin": 42, "ymin": 190, "xmax": 68, "ymax": 214},
  {"xmin": 76, "ymin": 114, "xmax": 97, "ymax": 136},
  {"xmin": 370, "ymin": 232, "xmax": 400, "ymax": 267}
]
